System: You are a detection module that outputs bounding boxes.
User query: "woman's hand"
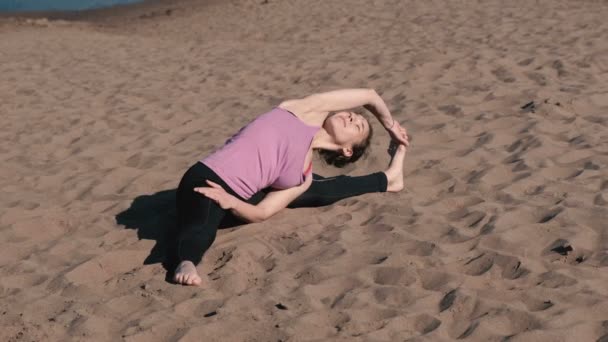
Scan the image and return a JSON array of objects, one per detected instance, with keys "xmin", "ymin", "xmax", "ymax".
[
  {"xmin": 386, "ymin": 119, "xmax": 410, "ymax": 147},
  {"xmin": 194, "ymin": 180, "xmax": 239, "ymax": 209}
]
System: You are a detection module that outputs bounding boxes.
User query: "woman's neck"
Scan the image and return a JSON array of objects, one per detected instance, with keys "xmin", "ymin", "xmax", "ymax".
[{"xmin": 311, "ymin": 129, "xmax": 341, "ymax": 151}]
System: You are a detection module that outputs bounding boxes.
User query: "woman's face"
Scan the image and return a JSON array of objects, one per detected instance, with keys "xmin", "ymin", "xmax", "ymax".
[{"xmin": 323, "ymin": 111, "xmax": 371, "ymax": 147}]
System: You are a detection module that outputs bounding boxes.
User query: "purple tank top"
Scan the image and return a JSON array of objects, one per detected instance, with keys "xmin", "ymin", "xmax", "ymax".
[{"xmin": 201, "ymin": 107, "xmax": 320, "ymax": 200}]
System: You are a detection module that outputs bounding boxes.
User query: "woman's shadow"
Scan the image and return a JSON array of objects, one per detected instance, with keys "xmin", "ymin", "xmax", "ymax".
[{"xmin": 115, "ymin": 189, "xmax": 249, "ymax": 277}]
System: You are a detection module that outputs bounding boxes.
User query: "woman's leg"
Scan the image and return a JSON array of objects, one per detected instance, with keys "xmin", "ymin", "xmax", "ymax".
[
  {"xmin": 169, "ymin": 162, "xmax": 234, "ymax": 285},
  {"xmin": 288, "ymin": 143, "xmax": 406, "ymax": 207},
  {"xmin": 244, "ymin": 143, "xmax": 407, "ymax": 209},
  {"xmin": 287, "ymin": 172, "xmax": 388, "ymax": 208},
  {"xmin": 221, "ymin": 173, "xmax": 386, "ymax": 227}
]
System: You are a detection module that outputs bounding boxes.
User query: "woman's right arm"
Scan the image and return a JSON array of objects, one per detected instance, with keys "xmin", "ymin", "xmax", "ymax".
[
  {"xmin": 280, "ymin": 88, "xmax": 393, "ymax": 128},
  {"xmin": 279, "ymin": 88, "xmax": 380, "ymax": 116}
]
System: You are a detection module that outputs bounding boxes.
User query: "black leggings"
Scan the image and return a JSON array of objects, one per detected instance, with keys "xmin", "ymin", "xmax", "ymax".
[{"xmin": 169, "ymin": 162, "xmax": 387, "ymax": 268}]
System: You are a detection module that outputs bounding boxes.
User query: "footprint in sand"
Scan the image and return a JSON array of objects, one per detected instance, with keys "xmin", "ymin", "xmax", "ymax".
[
  {"xmin": 191, "ymin": 299, "xmax": 224, "ymax": 318},
  {"xmin": 207, "ymin": 247, "xmax": 235, "ymax": 280},
  {"xmin": 325, "ymin": 289, "xmax": 358, "ymax": 310},
  {"xmin": 0, "ymin": 273, "xmax": 48, "ymax": 291},
  {"xmin": 551, "ymin": 60, "xmax": 568, "ymax": 77},
  {"xmin": 536, "ymin": 271, "xmax": 577, "ymax": 288},
  {"xmin": 372, "ymin": 267, "xmax": 415, "ymax": 286},
  {"xmin": 505, "ymin": 135, "xmax": 542, "ymax": 154},
  {"xmin": 542, "ymin": 238, "xmax": 573, "ymax": 256},
  {"xmin": 470, "ymin": 132, "xmax": 494, "ymax": 151},
  {"xmin": 420, "ymin": 270, "xmax": 453, "ymax": 292},
  {"xmin": 542, "ymin": 239, "xmax": 591, "ymax": 265},
  {"xmin": 518, "ymin": 57, "xmax": 535, "ymax": 66},
  {"xmin": 496, "ymin": 255, "xmax": 528, "ymax": 280},
  {"xmin": 293, "ymin": 310, "xmax": 350, "ymax": 336},
  {"xmin": 439, "ymin": 288, "xmax": 457, "ymax": 312},
  {"xmin": 537, "ymin": 207, "xmax": 564, "ymax": 223},
  {"xmin": 361, "ymin": 223, "xmax": 394, "ymax": 235},
  {"xmin": 524, "ymin": 184, "xmax": 545, "ymax": 196},
  {"xmin": 338, "ymin": 308, "xmax": 398, "ymax": 336},
  {"xmin": 462, "ymin": 252, "xmax": 527, "ymax": 279},
  {"xmin": 305, "ymin": 277, "xmax": 362, "ymax": 310},
  {"xmin": 492, "ymin": 66, "xmax": 516, "ymax": 83},
  {"xmin": 522, "ymin": 296, "xmax": 554, "ymax": 312},
  {"xmin": 373, "ymin": 287, "xmax": 414, "ymax": 307},
  {"xmin": 526, "ymin": 72, "xmax": 548, "ymax": 86},
  {"xmin": 412, "ymin": 169, "xmax": 453, "ymax": 188},
  {"xmin": 437, "ymin": 290, "xmax": 482, "ymax": 338},
  {"xmin": 126, "ymin": 152, "xmax": 167, "ymax": 169},
  {"xmin": 462, "ymin": 252, "xmax": 495, "ymax": 276},
  {"xmin": 260, "ymin": 254, "xmax": 276, "ymax": 273},
  {"xmin": 532, "ymin": 98, "xmax": 579, "ymax": 125},
  {"xmin": 454, "ymin": 321, "xmax": 479, "ymax": 339},
  {"xmin": 437, "ymin": 104, "xmax": 463, "ymax": 117},
  {"xmin": 480, "ymin": 215, "xmax": 498, "ymax": 235},
  {"xmin": 271, "ymin": 232, "xmax": 304, "ymax": 255},
  {"xmin": 568, "ymin": 134, "xmax": 591, "ymax": 149},
  {"xmin": 7, "ymin": 200, "xmax": 40, "ymax": 210},
  {"xmin": 401, "ymin": 239, "xmax": 436, "ymax": 257},
  {"xmin": 439, "ymin": 225, "xmax": 473, "ymax": 244},
  {"xmin": 413, "ymin": 314, "xmax": 441, "ymax": 334},
  {"xmin": 466, "ymin": 167, "xmax": 491, "ymax": 184},
  {"xmin": 568, "ymin": 249, "xmax": 591, "ymax": 265},
  {"xmin": 294, "ymin": 266, "xmax": 324, "ymax": 285},
  {"xmin": 447, "ymin": 208, "xmax": 489, "ymax": 229},
  {"xmin": 332, "ymin": 213, "xmax": 353, "ymax": 222},
  {"xmin": 367, "ymin": 253, "xmax": 389, "ymax": 265},
  {"xmin": 63, "ymin": 250, "xmax": 146, "ymax": 287}
]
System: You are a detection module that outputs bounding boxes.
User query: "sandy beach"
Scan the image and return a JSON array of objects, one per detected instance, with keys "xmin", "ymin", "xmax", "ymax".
[{"xmin": 1, "ymin": 0, "xmax": 608, "ymax": 340}]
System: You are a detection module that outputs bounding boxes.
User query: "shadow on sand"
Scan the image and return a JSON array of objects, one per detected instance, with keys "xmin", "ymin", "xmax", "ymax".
[{"xmin": 115, "ymin": 189, "xmax": 246, "ymax": 275}]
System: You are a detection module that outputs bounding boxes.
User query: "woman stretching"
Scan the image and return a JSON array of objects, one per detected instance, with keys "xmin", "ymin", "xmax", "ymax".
[{"xmin": 170, "ymin": 89, "xmax": 410, "ymax": 286}]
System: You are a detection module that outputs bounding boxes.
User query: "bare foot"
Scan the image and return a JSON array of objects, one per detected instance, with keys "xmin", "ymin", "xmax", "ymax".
[
  {"xmin": 173, "ymin": 261, "xmax": 202, "ymax": 286},
  {"xmin": 384, "ymin": 142, "xmax": 406, "ymax": 192}
]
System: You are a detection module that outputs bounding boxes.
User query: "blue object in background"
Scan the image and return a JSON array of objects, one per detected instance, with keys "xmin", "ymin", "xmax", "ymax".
[{"xmin": 0, "ymin": 0, "xmax": 144, "ymax": 12}]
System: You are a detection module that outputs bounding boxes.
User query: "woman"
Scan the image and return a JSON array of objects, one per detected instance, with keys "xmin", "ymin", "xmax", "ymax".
[{"xmin": 171, "ymin": 88, "xmax": 409, "ymax": 286}]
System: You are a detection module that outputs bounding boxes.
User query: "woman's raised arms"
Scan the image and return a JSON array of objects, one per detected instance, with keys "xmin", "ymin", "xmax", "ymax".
[
  {"xmin": 280, "ymin": 88, "xmax": 409, "ymax": 146},
  {"xmin": 280, "ymin": 88, "xmax": 378, "ymax": 116}
]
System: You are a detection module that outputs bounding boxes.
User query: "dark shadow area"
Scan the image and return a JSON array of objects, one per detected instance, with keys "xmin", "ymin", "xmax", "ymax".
[
  {"xmin": 115, "ymin": 171, "xmax": 371, "ymax": 282},
  {"xmin": 115, "ymin": 189, "xmax": 247, "ymax": 273}
]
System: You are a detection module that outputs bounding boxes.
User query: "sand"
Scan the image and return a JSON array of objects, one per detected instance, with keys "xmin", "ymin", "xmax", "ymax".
[{"xmin": 1, "ymin": 0, "xmax": 608, "ymax": 340}]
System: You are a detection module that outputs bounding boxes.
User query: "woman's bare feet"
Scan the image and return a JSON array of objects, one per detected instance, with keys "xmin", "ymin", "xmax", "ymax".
[
  {"xmin": 384, "ymin": 142, "xmax": 407, "ymax": 192},
  {"xmin": 173, "ymin": 260, "xmax": 202, "ymax": 286}
]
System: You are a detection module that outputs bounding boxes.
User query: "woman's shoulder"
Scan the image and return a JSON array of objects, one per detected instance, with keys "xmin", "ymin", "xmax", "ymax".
[
  {"xmin": 277, "ymin": 99, "xmax": 306, "ymax": 117},
  {"xmin": 277, "ymin": 98, "xmax": 327, "ymax": 127}
]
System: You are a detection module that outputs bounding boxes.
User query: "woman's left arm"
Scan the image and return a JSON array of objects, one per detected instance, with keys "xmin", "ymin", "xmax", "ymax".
[
  {"xmin": 236, "ymin": 174, "xmax": 312, "ymax": 223},
  {"xmin": 195, "ymin": 175, "xmax": 313, "ymax": 223},
  {"xmin": 364, "ymin": 99, "xmax": 409, "ymax": 146},
  {"xmin": 280, "ymin": 89, "xmax": 409, "ymax": 146}
]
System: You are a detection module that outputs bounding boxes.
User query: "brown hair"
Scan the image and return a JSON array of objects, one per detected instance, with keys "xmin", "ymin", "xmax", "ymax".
[{"xmin": 318, "ymin": 117, "xmax": 374, "ymax": 168}]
